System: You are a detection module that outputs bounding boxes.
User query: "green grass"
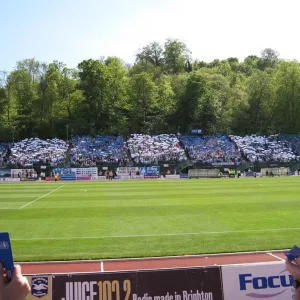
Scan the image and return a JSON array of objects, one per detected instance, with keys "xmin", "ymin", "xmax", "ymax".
[{"xmin": 0, "ymin": 177, "xmax": 300, "ymax": 261}]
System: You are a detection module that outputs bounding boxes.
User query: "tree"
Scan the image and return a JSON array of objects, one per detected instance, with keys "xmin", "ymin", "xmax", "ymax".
[
  {"xmin": 9, "ymin": 69, "xmax": 38, "ymax": 138},
  {"xmin": 36, "ymin": 62, "xmax": 61, "ymax": 137},
  {"xmin": 178, "ymin": 71, "xmax": 205, "ymax": 132},
  {"xmin": 152, "ymin": 75, "xmax": 176, "ymax": 132},
  {"xmin": 16, "ymin": 58, "xmax": 46, "ymax": 82},
  {"xmin": 77, "ymin": 59, "xmax": 110, "ymax": 134},
  {"xmin": 239, "ymin": 55, "xmax": 262, "ymax": 75},
  {"xmin": 57, "ymin": 67, "xmax": 82, "ymax": 123},
  {"xmin": 228, "ymin": 73, "xmax": 249, "ymax": 134},
  {"xmin": 128, "ymin": 73, "xmax": 158, "ymax": 133},
  {"xmin": 39, "ymin": 63, "xmax": 84, "ymax": 138},
  {"xmin": 136, "ymin": 42, "xmax": 164, "ymax": 67},
  {"xmin": 274, "ymin": 61, "xmax": 300, "ymax": 133},
  {"xmin": 261, "ymin": 48, "xmax": 279, "ymax": 69},
  {"xmin": 163, "ymin": 39, "xmax": 191, "ymax": 74},
  {"xmin": 132, "ymin": 42, "xmax": 164, "ymax": 79},
  {"xmin": 0, "ymin": 41, "xmax": 299, "ymax": 141},
  {"xmin": 104, "ymin": 57, "xmax": 129, "ymax": 134},
  {"xmin": 216, "ymin": 61, "xmax": 232, "ymax": 78},
  {"xmin": 193, "ymin": 60, "xmax": 207, "ymax": 70},
  {"xmin": 226, "ymin": 57, "xmax": 239, "ymax": 72},
  {"xmin": 179, "ymin": 70, "xmax": 241, "ymax": 134},
  {"xmin": 246, "ymin": 71, "xmax": 275, "ymax": 134},
  {"xmin": 185, "ymin": 60, "xmax": 193, "ymax": 72},
  {"xmin": 194, "ymin": 72, "xmax": 237, "ymax": 134},
  {"xmin": 207, "ymin": 59, "xmax": 221, "ymax": 68},
  {"xmin": 129, "ymin": 61, "xmax": 162, "ymax": 79},
  {"xmin": 0, "ymin": 71, "xmax": 15, "ymax": 124}
]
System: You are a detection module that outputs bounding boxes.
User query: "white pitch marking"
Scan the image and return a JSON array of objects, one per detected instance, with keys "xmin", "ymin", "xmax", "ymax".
[
  {"xmin": 19, "ymin": 185, "xmax": 66, "ymax": 209},
  {"xmin": 268, "ymin": 252, "xmax": 285, "ymax": 261},
  {"xmin": 100, "ymin": 261, "xmax": 104, "ymax": 272},
  {"xmin": 10, "ymin": 227, "xmax": 300, "ymax": 241}
]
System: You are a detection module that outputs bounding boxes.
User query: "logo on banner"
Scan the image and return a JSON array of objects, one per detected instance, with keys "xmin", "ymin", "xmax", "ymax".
[
  {"xmin": 222, "ymin": 263, "xmax": 294, "ymax": 300},
  {"xmin": 31, "ymin": 277, "xmax": 49, "ymax": 298},
  {"xmin": 0, "ymin": 241, "xmax": 9, "ymax": 249},
  {"xmin": 239, "ymin": 270, "xmax": 293, "ymax": 298}
]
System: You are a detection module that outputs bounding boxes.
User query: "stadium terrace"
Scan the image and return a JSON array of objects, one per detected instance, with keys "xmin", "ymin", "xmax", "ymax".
[{"xmin": 1, "ymin": 134, "xmax": 300, "ymax": 169}]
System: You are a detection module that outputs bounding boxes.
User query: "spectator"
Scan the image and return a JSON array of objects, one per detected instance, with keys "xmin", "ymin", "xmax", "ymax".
[
  {"xmin": 8, "ymin": 138, "xmax": 68, "ymax": 167},
  {"xmin": 286, "ymin": 258, "xmax": 300, "ymax": 300},
  {"xmin": 127, "ymin": 134, "xmax": 186, "ymax": 164},
  {"xmin": 0, "ymin": 264, "xmax": 30, "ymax": 300},
  {"xmin": 0, "ymin": 144, "xmax": 9, "ymax": 166},
  {"xmin": 230, "ymin": 134, "xmax": 295, "ymax": 163},
  {"xmin": 70, "ymin": 136, "xmax": 128, "ymax": 166},
  {"xmin": 180, "ymin": 134, "xmax": 241, "ymax": 164},
  {"xmin": 280, "ymin": 135, "xmax": 300, "ymax": 158}
]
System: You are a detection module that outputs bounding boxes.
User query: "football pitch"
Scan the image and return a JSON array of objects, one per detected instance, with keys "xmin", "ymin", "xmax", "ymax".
[{"xmin": 0, "ymin": 177, "xmax": 299, "ymax": 262}]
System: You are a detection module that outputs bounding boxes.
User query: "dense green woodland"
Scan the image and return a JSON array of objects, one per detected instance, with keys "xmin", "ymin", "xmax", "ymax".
[{"xmin": 0, "ymin": 39, "xmax": 299, "ymax": 141}]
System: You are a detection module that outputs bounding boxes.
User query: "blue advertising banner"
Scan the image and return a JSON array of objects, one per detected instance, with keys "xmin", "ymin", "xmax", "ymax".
[
  {"xmin": 180, "ymin": 174, "xmax": 189, "ymax": 178},
  {"xmin": 139, "ymin": 166, "xmax": 160, "ymax": 178},
  {"xmin": 53, "ymin": 168, "xmax": 76, "ymax": 181},
  {"xmin": 0, "ymin": 169, "xmax": 11, "ymax": 178},
  {"xmin": 191, "ymin": 129, "xmax": 202, "ymax": 134}
]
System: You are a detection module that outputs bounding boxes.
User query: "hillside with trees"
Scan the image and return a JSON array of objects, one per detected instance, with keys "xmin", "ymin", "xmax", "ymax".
[{"xmin": 0, "ymin": 39, "xmax": 299, "ymax": 141}]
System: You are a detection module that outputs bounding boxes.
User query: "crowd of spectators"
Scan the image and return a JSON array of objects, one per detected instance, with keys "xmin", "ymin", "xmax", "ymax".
[
  {"xmin": 179, "ymin": 135, "xmax": 241, "ymax": 165},
  {"xmin": 70, "ymin": 136, "xmax": 128, "ymax": 166},
  {"xmin": 127, "ymin": 134, "xmax": 186, "ymax": 165},
  {"xmin": 0, "ymin": 143, "xmax": 8, "ymax": 166},
  {"xmin": 7, "ymin": 138, "xmax": 68, "ymax": 167},
  {"xmin": 2, "ymin": 133, "xmax": 300, "ymax": 168},
  {"xmin": 280, "ymin": 136, "xmax": 300, "ymax": 157},
  {"xmin": 230, "ymin": 135, "xmax": 296, "ymax": 163}
]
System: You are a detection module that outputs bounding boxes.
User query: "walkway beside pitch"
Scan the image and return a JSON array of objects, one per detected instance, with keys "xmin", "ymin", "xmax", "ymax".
[{"xmin": 20, "ymin": 250, "xmax": 287, "ymax": 274}]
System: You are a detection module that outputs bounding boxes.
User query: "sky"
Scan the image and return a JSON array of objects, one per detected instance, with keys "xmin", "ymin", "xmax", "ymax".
[{"xmin": 1, "ymin": 0, "xmax": 300, "ymax": 71}]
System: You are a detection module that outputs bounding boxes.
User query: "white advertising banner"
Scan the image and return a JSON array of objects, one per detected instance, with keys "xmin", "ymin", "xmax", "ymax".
[
  {"xmin": 11, "ymin": 169, "xmax": 34, "ymax": 178},
  {"xmin": 165, "ymin": 175, "xmax": 181, "ymax": 179},
  {"xmin": 212, "ymin": 162, "xmax": 235, "ymax": 166},
  {"xmin": 222, "ymin": 262, "xmax": 294, "ymax": 300},
  {"xmin": 117, "ymin": 167, "xmax": 138, "ymax": 176},
  {"xmin": 118, "ymin": 175, "xmax": 144, "ymax": 180},
  {"xmin": 71, "ymin": 167, "xmax": 98, "ymax": 176},
  {"xmin": 95, "ymin": 176, "xmax": 107, "ymax": 180},
  {"xmin": 5, "ymin": 178, "xmax": 21, "ymax": 182}
]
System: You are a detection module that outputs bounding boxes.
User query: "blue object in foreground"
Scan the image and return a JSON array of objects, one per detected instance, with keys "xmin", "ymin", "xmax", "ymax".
[
  {"xmin": 284, "ymin": 245, "xmax": 300, "ymax": 260},
  {"xmin": 0, "ymin": 232, "xmax": 14, "ymax": 281}
]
